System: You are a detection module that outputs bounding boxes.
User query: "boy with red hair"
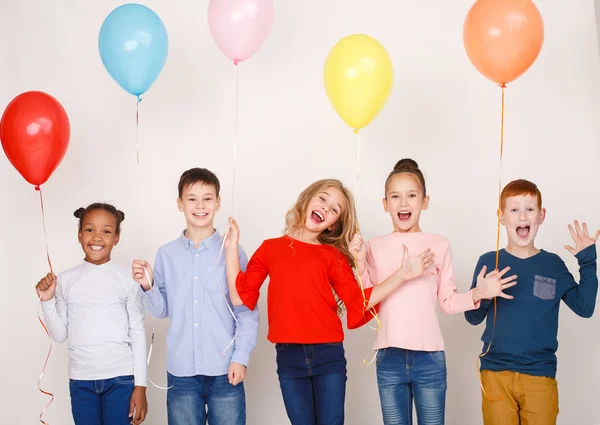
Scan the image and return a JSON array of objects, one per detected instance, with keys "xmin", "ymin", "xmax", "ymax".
[{"xmin": 465, "ymin": 179, "xmax": 599, "ymax": 425}]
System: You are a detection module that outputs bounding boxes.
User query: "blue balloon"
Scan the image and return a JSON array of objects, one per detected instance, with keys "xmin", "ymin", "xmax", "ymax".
[{"xmin": 99, "ymin": 4, "xmax": 168, "ymax": 97}]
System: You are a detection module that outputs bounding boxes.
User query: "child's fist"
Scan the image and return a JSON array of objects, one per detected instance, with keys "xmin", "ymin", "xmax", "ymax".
[
  {"xmin": 36, "ymin": 273, "xmax": 57, "ymax": 301},
  {"xmin": 132, "ymin": 260, "xmax": 153, "ymax": 291}
]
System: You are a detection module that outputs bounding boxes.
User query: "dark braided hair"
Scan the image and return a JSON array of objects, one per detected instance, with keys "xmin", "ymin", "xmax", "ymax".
[
  {"xmin": 384, "ymin": 158, "xmax": 426, "ymax": 197},
  {"xmin": 74, "ymin": 203, "xmax": 125, "ymax": 234}
]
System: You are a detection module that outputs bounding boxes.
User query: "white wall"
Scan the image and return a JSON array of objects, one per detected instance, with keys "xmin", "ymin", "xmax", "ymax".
[{"xmin": 1, "ymin": 1, "xmax": 599, "ymax": 424}]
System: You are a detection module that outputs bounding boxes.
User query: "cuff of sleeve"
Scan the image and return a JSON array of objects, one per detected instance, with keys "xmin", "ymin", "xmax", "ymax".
[
  {"xmin": 40, "ymin": 297, "xmax": 57, "ymax": 311},
  {"xmin": 231, "ymin": 349, "xmax": 251, "ymax": 367},
  {"xmin": 468, "ymin": 289, "xmax": 479, "ymax": 310},
  {"xmin": 134, "ymin": 375, "xmax": 147, "ymax": 387},
  {"xmin": 236, "ymin": 271, "xmax": 258, "ymax": 310},
  {"xmin": 576, "ymin": 244, "xmax": 597, "ymax": 264}
]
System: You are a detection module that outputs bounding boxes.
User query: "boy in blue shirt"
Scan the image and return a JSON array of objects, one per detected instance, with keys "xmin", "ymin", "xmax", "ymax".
[
  {"xmin": 132, "ymin": 168, "xmax": 258, "ymax": 425},
  {"xmin": 465, "ymin": 179, "xmax": 598, "ymax": 425}
]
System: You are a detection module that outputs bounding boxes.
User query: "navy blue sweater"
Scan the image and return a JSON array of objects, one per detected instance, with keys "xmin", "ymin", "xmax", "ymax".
[{"xmin": 465, "ymin": 245, "xmax": 597, "ymax": 378}]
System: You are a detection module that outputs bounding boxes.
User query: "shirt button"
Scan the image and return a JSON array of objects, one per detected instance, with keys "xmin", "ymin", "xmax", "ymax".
[
  {"xmin": 194, "ymin": 323, "xmax": 198, "ymax": 327},
  {"xmin": 196, "ymin": 346, "xmax": 200, "ymax": 351},
  {"xmin": 194, "ymin": 276, "xmax": 198, "ymax": 280},
  {"xmin": 195, "ymin": 254, "xmax": 199, "ymax": 257},
  {"xmin": 194, "ymin": 300, "xmax": 198, "ymax": 304}
]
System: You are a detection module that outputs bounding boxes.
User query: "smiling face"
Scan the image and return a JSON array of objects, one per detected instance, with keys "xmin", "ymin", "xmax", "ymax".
[
  {"xmin": 304, "ymin": 187, "xmax": 346, "ymax": 235},
  {"xmin": 501, "ymin": 194, "xmax": 545, "ymax": 253},
  {"xmin": 383, "ymin": 173, "xmax": 429, "ymax": 233},
  {"xmin": 177, "ymin": 182, "xmax": 220, "ymax": 231},
  {"xmin": 78, "ymin": 209, "xmax": 120, "ymax": 265}
]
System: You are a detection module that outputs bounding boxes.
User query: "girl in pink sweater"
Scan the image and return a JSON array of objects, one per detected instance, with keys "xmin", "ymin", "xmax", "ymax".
[{"xmin": 353, "ymin": 159, "xmax": 517, "ymax": 425}]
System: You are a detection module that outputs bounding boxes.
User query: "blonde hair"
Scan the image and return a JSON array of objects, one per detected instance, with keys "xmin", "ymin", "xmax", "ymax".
[
  {"xmin": 283, "ymin": 179, "xmax": 358, "ymax": 315},
  {"xmin": 283, "ymin": 179, "xmax": 357, "ymax": 263}
]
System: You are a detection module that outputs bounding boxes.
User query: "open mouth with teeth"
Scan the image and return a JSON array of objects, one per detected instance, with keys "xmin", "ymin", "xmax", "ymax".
[
  {"xmin": 311, "ymin": 210, "xmax": 324, "ymax": 224},
  {"xmin": 89, "ymin": 245, "xmax": 105, "ymax": 252},
  {"xmin": 516, "ymin": 225, "xmax": 530, "ymax": 239},
  {"xmin": 398, "ymin": 211, "xmax": 411, "ymax": 221},
  {"xmin": 192, "ymin": 212, "xmax": 209, "ymax": 218}
]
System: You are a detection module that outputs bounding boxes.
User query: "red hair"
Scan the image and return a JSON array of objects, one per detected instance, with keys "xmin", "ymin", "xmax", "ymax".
[{"xmin": 500, "ymin": 179, "xmax": 542, "ymax": 210}]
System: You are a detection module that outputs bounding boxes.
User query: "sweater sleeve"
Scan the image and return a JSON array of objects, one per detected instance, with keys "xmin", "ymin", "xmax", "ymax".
[
  {"xmin": 464, "ymin": 256, "xmax": 493, "ymax": 325},
  {"xmin": 329, "ymin": 250, "xmax": 379, "ymax": 329},
  {"xmin": 437, "ymin": 244, "xmax": 478, "ymax": 314},
  {"xmin": 358, "ymin": 243, "xmax": 376, "ymax": 289},
  {"xmin": 561, "ymin": 245, "xmax": 598, "ymax": 318},
  {"xmin": 236, "ymin": 241, "xmax": 269, "ymax": 311},
  {"xmin": 40, "ymin": 275, "xmax": 69, "ymax": 344},
  {"xmin": 126, "ymin": 279, "xmax": 147, "ymax": 387}
]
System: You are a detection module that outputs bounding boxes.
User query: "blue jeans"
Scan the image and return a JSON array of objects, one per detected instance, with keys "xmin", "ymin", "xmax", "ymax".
[
  {"xmin": 166, "ymin": 372, "xmax": 246, "ymax": 425},
  {"xmin": 376, "ymin": 348, "xmax": 447, "ymax": 425},
  {"xmin": 69, "ymin": 375, "xmax": 134, "ymax": 425},
  {"xmin": 275, "ymin": 343, "xmax": 347, "ymax": 425}
]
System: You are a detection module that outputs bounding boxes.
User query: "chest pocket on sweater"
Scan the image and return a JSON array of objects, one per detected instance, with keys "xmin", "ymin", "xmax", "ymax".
[{"xmin": 533, "ymin": 275, "xmax": 556, "ymax": 300}]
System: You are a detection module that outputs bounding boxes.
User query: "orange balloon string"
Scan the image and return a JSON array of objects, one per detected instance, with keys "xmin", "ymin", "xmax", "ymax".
[
  {"xmin": 478, "ymin": 84, "xmax": 506, "ymax": 402},
  {"xmin": 35, "ymin": 185, "xmax": 55, "ymax": 424}
]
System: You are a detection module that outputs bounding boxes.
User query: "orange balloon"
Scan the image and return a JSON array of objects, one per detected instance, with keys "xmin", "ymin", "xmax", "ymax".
[{"xmin": 463, "ymin": 0, "xmax": 544, "ymax": 85}]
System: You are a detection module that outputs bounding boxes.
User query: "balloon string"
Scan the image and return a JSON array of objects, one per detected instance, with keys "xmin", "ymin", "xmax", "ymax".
[
  {"xmin": 35, "ymin": 186, "xmax": 53, "ymax": 273},
  {"xmin": 478, "ymin": 83, "xmax": 506, "ymax": 402},
  {"xmin": 37, "ymin": 298, "xmax": 54, "ymax": 425},
  {"xmin": 34, "ymin": 185, "xmax": 54, "ymax": 423},
  {"xmin": 352, "ymin": 131, "xmax": 382, "ymax": 366},
  {"xmin": 136, "ymin": 97, "xmax": 142, "ymax": 219},
  {"xmin": 232, "ymin": 65, "xmax": 240, "ymax": 218},
  {"xmin": 143, "ymin": 267, "xmax": 173, "ymax": 391}
]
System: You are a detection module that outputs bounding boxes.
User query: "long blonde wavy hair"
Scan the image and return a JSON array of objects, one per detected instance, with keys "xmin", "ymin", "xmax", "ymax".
[{"xmin": 283, "ymin": 179, "xmax": 358, "ymax": 314}]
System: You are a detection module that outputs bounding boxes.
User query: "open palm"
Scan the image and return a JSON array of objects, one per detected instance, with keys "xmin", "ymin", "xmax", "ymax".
[
  {"xmin": 400, "ymin": 245, "xmax": 435, "ymax": 281},
  {"xmin": 565, "ymin": 220, "xmax": 600, "ymax": 256}
]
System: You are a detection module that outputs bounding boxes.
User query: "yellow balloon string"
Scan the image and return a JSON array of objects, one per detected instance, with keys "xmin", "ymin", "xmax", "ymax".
[
  {"xmin": 478, "ymin": 84, "xmax": 506, "ymax": 402},
  {"xmin": 353, "ymin": 130, "xmax": 382, "ymax": 366}
]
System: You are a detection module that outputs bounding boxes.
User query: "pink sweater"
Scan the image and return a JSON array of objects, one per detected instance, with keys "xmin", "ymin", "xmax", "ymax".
[{"xmin": 360, "ymin": 232, "xmax": 478, "ymax": 352}]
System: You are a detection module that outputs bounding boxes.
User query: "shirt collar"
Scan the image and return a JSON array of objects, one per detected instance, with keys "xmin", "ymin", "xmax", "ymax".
[
  {"xmin": 81, "ymin": 259, "xmax": 112, "ymax": 271},
  {"xmin": 179, "ymin": 229, "xmax": 222, "ymax": 251}
]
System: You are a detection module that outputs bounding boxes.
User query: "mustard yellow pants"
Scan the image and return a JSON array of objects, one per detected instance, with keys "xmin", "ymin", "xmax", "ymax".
[{"xmin": 481, "ymin": 370, "xmax": 559, "ymax": 425}]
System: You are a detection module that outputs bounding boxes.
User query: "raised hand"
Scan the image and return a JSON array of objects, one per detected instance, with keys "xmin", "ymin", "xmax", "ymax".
[
  {"xmin": 36, "ymin": 273, "xmax": 57, "ymax": 301},
  {"xmin": 473, "ymin": 265, "xmax": 518, "ymax": 302},
  {"xmin": 565, "ymin": 220, "xmax": 600, "ymax": 256},
  {"xmin": 224, "ymin": 217, "xmax": 240, "ymax": 250},
  {"xmin": 400, "ymin": 245, "xmax": 435, "ymax": 281},
  {"xmin": 132, "ymin": 260, "xmax": 153, "ymax": 291},
  {"xmin": 349, "ymin": 233, "xmax": 368, "ymax": 267}
]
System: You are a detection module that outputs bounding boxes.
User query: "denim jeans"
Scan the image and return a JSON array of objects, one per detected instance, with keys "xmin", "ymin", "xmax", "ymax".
[
  {"xmin": 166, "ymin": 373, "xmax": 246, "ymax": 425},
  {"xmin": 376, "ymin": 348, "xmax": 447, "ymax": 425},
  {"xmin": 69, "ymin": 375, "xmax": 134, "ymax": 425},
  {"xmin": 275, "ymin": 342, "xmax": 347, "ymax": 425}
]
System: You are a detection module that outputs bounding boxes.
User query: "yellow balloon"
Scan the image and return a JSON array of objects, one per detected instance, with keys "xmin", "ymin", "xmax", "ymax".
[{"xmin": 324, "ymin": 34, "xmax": 394, "ymax": 132}]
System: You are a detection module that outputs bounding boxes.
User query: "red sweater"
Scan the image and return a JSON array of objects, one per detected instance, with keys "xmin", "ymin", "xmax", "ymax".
[{"xmin": 236, "ymin": 236, "xmax": 377, "ymax": 343}]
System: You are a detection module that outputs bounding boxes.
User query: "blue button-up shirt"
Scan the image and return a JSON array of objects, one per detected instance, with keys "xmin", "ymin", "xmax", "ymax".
[{"xmin": 144, "ymin": 230, "xmax": 259, "ymax": 377}]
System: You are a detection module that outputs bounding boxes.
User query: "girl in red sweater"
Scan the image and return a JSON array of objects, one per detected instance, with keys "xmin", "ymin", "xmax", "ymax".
[{"xmin": 224, "ymin": 179, "xmax": 435, "ymax": 425}]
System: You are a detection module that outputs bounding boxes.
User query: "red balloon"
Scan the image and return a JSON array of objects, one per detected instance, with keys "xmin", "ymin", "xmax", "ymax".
[{"xmin": 1, "ymin": 91, "xmax": 70, "ymax": 187}]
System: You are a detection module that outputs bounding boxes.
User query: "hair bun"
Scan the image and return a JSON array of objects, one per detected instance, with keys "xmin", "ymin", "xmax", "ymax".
[
  {"xmin": 73, "ymin": 207, "xmax": 86, "ymax": 218},
  {"xmin": 117, "ymin": 210, "xmax": 125, "ymax": 222},
  {"xmin": 394, "ymin": 158, "xmax": 419, "ymax": 171}
]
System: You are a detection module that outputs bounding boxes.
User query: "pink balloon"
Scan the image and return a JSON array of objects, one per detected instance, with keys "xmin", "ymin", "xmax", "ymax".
[{"xmin": 208, "ymin": 0, "xmax": 274, "ymax": 65}]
